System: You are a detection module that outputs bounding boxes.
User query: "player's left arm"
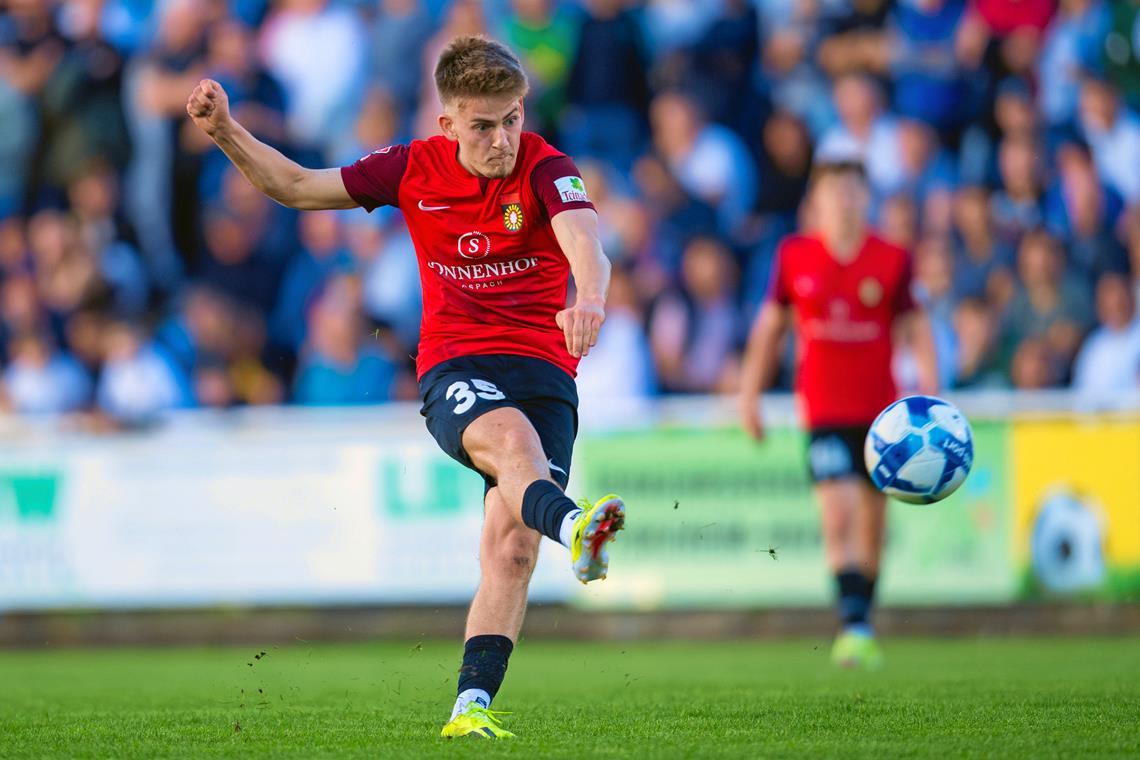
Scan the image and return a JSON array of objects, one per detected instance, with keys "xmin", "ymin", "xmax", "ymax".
[
  {"xmin": 551, "ymin": 208, "xmax": 610, "ymax": 359},
  {"xmin": 897, "ymin": 309, "xmax": 939, "ymax": 395}
]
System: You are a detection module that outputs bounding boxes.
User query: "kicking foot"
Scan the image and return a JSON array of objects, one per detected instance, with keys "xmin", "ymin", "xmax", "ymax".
[
  {"xmin": 570, "ymin": 493, "xmax": 625, "ymax": 584},
  {"xmin": 831, "ymin": 628, "xmax": 884, "ymax": 670},
  {"xmin": 440, "ymin": 704, "xmax": 515, "ymax": 739}
]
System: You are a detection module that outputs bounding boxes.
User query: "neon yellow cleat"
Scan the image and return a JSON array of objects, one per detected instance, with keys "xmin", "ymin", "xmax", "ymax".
[
  {"xmin": 831, "ymin": 629, "xmax": 885, "ymax": 670},
  {"xmin": 570, "ymin": 494, "xmax": 625, "ymax": 584},
  {"xmin": 440, "ymin": 704, "xmax": 515, "ymax": 739}
]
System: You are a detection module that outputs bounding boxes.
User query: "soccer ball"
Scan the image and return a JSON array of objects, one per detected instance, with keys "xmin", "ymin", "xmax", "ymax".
[{"xmin": 863, "ymin": 395, "xmax": 973, "ymax": 504}]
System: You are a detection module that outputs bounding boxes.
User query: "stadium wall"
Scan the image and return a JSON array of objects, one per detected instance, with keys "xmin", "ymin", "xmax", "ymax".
[{"xmin": 1, "ymin": 393, "xmax": 1138, "ymax": 617}]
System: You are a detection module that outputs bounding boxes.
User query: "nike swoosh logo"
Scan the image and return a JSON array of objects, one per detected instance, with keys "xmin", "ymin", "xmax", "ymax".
[
  {"xmin": 548, "ymin": 459, "xmax": 567, "ymax": 476},
  {"xmin": 418, "ymin": 200, "xmax": 450, "ymax": 211}
]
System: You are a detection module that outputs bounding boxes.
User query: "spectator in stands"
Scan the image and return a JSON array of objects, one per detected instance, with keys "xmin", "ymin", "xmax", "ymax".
[
  {"xmin": 758, "ymin": 0, "xmax": 833, "ymax": 135},
  {"xmin": 818, "ymin": 74, "xmax": 904, "ymax": 202},
  {"xmin": 959, "ymin": 76, "xmax": 1039, "ymax": 187},
  {"xmin": 879, "ymin": 193, "xmax": 920, "ymax": 251},
  {"xmin": 563, "ymin": 0, "xmax": 650, "ymax": 169},
  {"xmin": 991, "ymin": 133, "xmax": 1045, "ymax": 250},
  {"xmin": 886, "ymin": 0, "xmax": 970, "ymax": 137},
  {"xmin": 27, "ymin": 209, "xmax": 110, "ymax": 328},
  {"xmin": 676, "ymin": 0, "xmax": 762, "ymax": 137},
  {"xmin": 574, "ymin": 265, "xmax": 656, "ymax": 419},
  {"xmin": 1010, "ymin": 336, "xmax": 1060, "ymax": 389},
  {"xmin": 192, "ymin": 357, "xmax": 237, "ymax": 409},
  {"xmin": 630, "ymin": 153, "xmax": 718, "ymax": 290},
  {"xmin": 0, "ymin": 217, "xmax": 28, "ymax": 276},
  {"xmin": 128, "ymin": 0, "xmax": 211, "ymax": 277},
  {"xmin": 62, "ymin": 308, "xmax": 105, "ymax": 379},
  {"xmin": 952, "ymin": 297, "xmax": 1004, "ymax": 388},
  {"xmin": 0, "ymin": 275, "xmax": 43, "ymax": 363},
  {"xmin": 649, "ymin": 236, "xmax": 740, "ymax": 393},
  {"xmin": 270, "ymin": 210, "xmax": 353, "ymax": 353},
  {"xmin": 1044, "ymin": 137, "xmax": 1130, "ymax": 285},
  {"xmin": 259, "ymin": 0, "xmax": 366, "ymax": 153},
  {"xmin": 896, "ymin": 118, "xmax": 958, "ymax": 233},
  {"xmin": 293, "ymin": 278, "xmax": 398, "ymax": 405},
  {"xmin": 1, "ymin": 331, "xmax": 90, "ymax": 414},
  {"xmin": 1003, "ymin": 229, "xmax": 1094, "ymax": 377},
  {"xmin": 350, "ymin": 215, "xmax": 421, "ymax": 352},
  {"xmin": 959, "ymin": 0, "xmax": 1056, "ymax": 78},
  {"xmin": 1104, "ymin": 0, "xmax": 1140, "ymax": 112},
  {"xmin": 66, "ymin": 162, "xmax": 148, "ymax": 316},
  {"xmin": 155, "ymin": 285, "xmax": 236, "ymax": 378},
  {"xmin": 649, "ymin": 90, "xmax": 757, "ymax": 238},
  {"xmin": 753, "ymin": 110, "xmax": 812, "ymax": 227},
  {"xmin": 1038, "ymin": 0, "xmax": 1111, "ymax": 127},
  {"xmin": 96, "ymin": 321, "xmax": 190, "ymax": 421},
  {"xmin": 0, "ymin": 0, "xmax": 61, "ymax": 216},
  {"xmin": 197, "ymin": 207, "xmax": 282, "ymax": 317},
  {"xmin": 369, "ymin": 0, "xmax": 434, "ymax": 122},
  {"xmin": 503, "ymin": 0, "xmax": 579, "ymax": 138},
  {"xmin": 1072, "ymin": 271, "xmax": 1140, "ymax": 399},
  {"xmin": 952, "ymin": 185, "xmax": 1016, "ymax": 304},
  {"xmin": 332, "ymin": 87, "xmax": 402, "ymax": 170},
  {"xmin": 216, "ymin": 166, "xmax": 297, "ymax": 269},
  {"xmin": 913, "ymin": 235, "xmax": 959, "ymax": 389},
  {"xmin": 1078, "ymin": 74, "xmax": 1140, "ymax": 207}
]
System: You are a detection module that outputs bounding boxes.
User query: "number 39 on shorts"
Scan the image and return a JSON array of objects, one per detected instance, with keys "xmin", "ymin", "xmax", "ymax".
[{"xmin": 445, "ymin": 379, "xmax": 506, "ymax": 414}]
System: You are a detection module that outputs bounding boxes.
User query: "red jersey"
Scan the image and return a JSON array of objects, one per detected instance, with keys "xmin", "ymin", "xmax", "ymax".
[
  {"xmin": 340, "ymin": 132, "xmax": 595, "ymax": 379},
  {"xmin": 768, "ymin": 232, "xmax": 916, "ymax": 427}
]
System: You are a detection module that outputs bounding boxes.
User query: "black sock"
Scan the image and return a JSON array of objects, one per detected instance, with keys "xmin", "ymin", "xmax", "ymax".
[
  {"xmin": 520, "ymin": 480, "xmax": 578, "ymax": 544},
  {"xmin": 836, "ymin": 570, "xmax": 874, "ymax": 628},
  {"xmin": 457, "ymin": 635, "xmax": 514, "ymax": 704}
]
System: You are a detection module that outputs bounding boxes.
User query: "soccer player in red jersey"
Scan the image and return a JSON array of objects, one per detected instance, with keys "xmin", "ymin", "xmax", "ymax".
[
  {"xmin": 738, "ymin": 145, "xmax": 937, "ymax": 669},
  {"xmin": 187, "ymin": 37, "xmax": 624, "ymax": 737}
]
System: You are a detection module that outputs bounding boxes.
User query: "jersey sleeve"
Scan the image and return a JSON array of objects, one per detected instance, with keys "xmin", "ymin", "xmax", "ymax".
[
  {"xmin": 893, "ymin": 251, "xmax": 918, "ymax": 314},
  {"xmin": 765, "ymin": 241, "xmax": 793, "ymax": 306},
  {"xmin": 531, "ymin": 155, "xmax": 596, "ymax": 219},
  {"xmin": 339, "ymin": 145, "xmax": 410, "ymax": 212}
]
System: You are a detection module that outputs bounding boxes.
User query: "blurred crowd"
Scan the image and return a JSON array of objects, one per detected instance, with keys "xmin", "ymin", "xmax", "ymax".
[{"xmin": 2, "ymin": 0, "xmax": 1140, "ymax": 421}]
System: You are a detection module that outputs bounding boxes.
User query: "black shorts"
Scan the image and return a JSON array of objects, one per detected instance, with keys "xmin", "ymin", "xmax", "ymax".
[
  {"xmin": 806, "ymin": 425, "xmax": 874, "ymax": 485},
  {"xmin": 419, "ymin": 354, "xmax": 578, "ymax": 491}
]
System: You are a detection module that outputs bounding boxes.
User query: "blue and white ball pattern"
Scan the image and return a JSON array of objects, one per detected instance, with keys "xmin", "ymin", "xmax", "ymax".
[{"xmin": 864, "ymin": 395, "xmax": 974, "ymax": 504}]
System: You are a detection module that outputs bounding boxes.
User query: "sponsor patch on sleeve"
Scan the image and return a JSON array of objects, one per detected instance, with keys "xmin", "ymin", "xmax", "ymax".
[{"xmin": 554, "ymin": 176, "xmax": 590, "ymax": 203}]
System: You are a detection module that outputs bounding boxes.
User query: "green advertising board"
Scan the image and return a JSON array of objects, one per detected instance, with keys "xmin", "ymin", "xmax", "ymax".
[{"xmin": 573, "ymin": 422, "xmax": 1014, "ymax": 608}]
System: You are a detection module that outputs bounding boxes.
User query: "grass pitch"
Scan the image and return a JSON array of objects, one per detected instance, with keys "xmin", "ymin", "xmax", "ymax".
[{"xmin": 1, "ymin": 637, "xmax": 1137, "ymax": 758}]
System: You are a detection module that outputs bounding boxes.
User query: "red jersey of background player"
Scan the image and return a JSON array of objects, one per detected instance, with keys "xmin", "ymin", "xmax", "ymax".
[
  {"xmin": 340, "ymin": 132, "xmax": 594, "ymax": 379},
  {"xmin": 768, "ymin": 232, "xmax": 915, "ymax": 427}
]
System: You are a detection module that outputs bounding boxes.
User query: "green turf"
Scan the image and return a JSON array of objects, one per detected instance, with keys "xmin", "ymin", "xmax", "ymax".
[{"xmin": 1, "ymin": 637, "xmax": 1137, "ymax": 758}]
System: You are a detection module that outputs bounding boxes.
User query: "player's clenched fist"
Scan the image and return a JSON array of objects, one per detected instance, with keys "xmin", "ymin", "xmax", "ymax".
[
  {"xmin": 556, "ymin": 299, "xmax": 605, "ymax": 359},
  {"xmin": 186, "ymin": 79, "xmax": 231, "ymax": 136}
]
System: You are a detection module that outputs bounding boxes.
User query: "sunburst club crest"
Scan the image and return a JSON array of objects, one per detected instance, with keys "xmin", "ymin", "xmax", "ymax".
[{"xmin": 502, "ymin": 201, "xmax": 524, "ymax": 232}]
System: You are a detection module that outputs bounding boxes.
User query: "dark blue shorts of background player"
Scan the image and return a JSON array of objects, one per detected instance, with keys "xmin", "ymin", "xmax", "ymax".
[{"xmin": 806, "ymin": 425, "xmax": 874, "ymax": 486}]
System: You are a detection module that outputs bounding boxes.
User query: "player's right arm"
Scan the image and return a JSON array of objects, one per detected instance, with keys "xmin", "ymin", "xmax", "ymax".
[
  {"xmin": 186, "ymin": 79, "xmax": 357, "ymax": 211},
  {"xmin": 739, "ymin": 242, "xmax": 793, "ymax": 441},
  {"xmin": 738, "ymin": 300, "xmax": 790, "ymax": 442}
]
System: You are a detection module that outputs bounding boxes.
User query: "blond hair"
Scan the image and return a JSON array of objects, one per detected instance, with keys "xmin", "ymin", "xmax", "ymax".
[{"xmin": 434, "ymin": 36, "xmax": 529, "ymax": 106}]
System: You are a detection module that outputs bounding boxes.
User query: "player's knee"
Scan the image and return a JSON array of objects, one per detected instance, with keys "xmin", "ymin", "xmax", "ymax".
[
  {"xmin": 492, "ymin": 424, "xmax": 544, "ymax": 470},
  {"xmin": 485, "ymin": 529, "xmax": 540, "ymax": 584}
]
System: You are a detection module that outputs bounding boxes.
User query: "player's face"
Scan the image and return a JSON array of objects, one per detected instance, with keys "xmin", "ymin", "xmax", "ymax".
[
  {"xmin": 810, "ymin": 170, "xmax": 869, "ymax": 231},
  {"xmin": 441, "ymin": 95, "xmax": 524, "ymax": 179}
]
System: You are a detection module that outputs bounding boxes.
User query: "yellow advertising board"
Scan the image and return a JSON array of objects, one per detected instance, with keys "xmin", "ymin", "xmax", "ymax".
[{"xmin": 1011, "ymin": 416, "xmax": 1140, "ymax": 599}]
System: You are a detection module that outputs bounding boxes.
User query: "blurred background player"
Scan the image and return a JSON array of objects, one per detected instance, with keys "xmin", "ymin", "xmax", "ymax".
[
  {"xmin": 186, "ymin": 35, "xmax": 624, "ymax": 739},
  {"xmin": 738, "ymin": 141, "xmax": 938, "ymax": 669}
]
